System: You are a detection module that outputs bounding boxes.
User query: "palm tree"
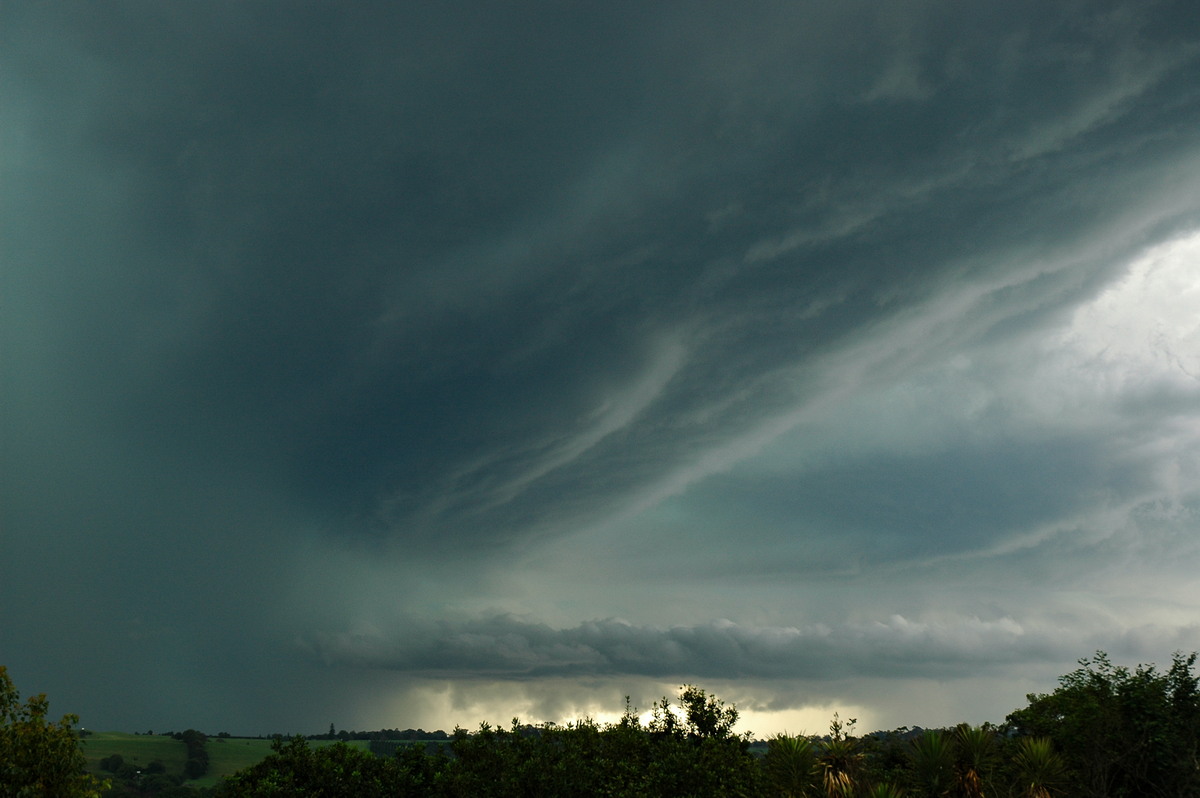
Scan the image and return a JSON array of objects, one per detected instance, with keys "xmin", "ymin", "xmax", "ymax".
[
  {"xmin": 909, "ymin": 729, "xmax": 955, "ymax": 798},
  {"xmin": 1011, "ymin": 737, "xmax": 1068, "ymax": 798},
  {"xmin": 763, "ymin": 733, "xmax": 819, "ymax": 797},
  {"xmin": 817, "ymin": 715, "xmax": 862, "ymax": 798},
  {"xmin": 820, "ymin": 736, "xmax": 861, "ymax": 798},
  {"xmin": 952, "ymin": 724, "xmax": 997, "ymax": 798}
]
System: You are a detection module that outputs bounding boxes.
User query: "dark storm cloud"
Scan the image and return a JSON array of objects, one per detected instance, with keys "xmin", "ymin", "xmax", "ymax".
[
  {"xmin": 8, "ymin": 0, "xmax": 1200, "ymax": 555},
  {"xmin": 302, "ymin": 613, "xmax": 1083, "ymax": 681},
  {"xmin": 4, "ymin": 0, "xmax": 1200, "ymax": 733},
  {"xmin": 654, "ymin": 431, "xmax": 1152, "ymax": 575}
]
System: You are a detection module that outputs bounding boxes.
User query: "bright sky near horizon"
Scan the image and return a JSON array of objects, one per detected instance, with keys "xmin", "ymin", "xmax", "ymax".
[{"xmin": 3, "ymin": 1, "xmax": 1200, "ymax": 738}]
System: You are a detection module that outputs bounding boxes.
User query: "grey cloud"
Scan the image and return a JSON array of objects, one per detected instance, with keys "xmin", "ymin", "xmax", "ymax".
[
  {"xmin": 303, "ymin": 614, "xmax": 1085, "ymax": 682},
  {"xmin": 698, "ymin": 437, "xmax": 1139, "ymax": 550}
]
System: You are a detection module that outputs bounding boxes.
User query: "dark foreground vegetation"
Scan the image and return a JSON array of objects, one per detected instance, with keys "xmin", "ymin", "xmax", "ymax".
[{"xmin": 3, "ymin": 651, "xmax": 1198, "ymax": 797}]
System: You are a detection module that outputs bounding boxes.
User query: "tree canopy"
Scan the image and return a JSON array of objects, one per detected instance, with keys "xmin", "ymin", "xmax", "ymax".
[
  {"xmin": 1006, "ymin": 650, "xmax": 1200, "ymax": 798},
  {"xmin": 0, "ymin": 665, "xmax": 108, "ymax": 798}
]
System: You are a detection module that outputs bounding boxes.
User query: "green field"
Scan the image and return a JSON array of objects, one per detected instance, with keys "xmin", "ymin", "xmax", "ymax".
[
  {"xmin": 81, "ymin": 732, "xmax": 188, "ymax": 776},
  {"xmin": 81, "ymin": 733, "xmax": 371, "ymax": 788}
]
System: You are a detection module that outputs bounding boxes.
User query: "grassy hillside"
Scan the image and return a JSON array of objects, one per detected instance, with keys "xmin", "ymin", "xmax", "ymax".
[
  {"xmin": 82, "ymin": 733, "xmax": 371, "ymax": 788},
  {"xmin": 81, "ymin": 732, "xmax": 188, "ymax": 775}
]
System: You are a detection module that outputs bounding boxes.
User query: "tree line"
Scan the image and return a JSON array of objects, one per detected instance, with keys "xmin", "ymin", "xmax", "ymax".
[
  {"xmin": 218, "ymin": 651, "xmax": 1200, "ymax": 797},
  {"xmin": 2, "ymin": 651, "xmax": 1198, "ymax": 797},
  {"xmin": 313, "ymin": 725, "xmax": 452, "ymax": 742}
]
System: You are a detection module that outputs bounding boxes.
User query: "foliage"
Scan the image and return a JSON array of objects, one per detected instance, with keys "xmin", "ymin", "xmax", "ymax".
[
  {"xmin": 1010, "ymin": 737, "xmax": 1068, "ymax": 798},
  {"xmin": 818, "ymin": 714, "xmax": 862, "ymax": 798},
  {"xmin": 857, "ymin": 728, "xmax": 914, "ymax": 789},
  {"xmin": 444, "ymin": 686, "xmax": 760, "ymax": 797},
  {"xmin": 762, "ymin": 733, "xmax": 818, "ymax": 797},
  {"xmin": 675, "ymin": 684, "xmax": 741, "ymax": 740},
  {"xmin": 908, "ymin": 730, "xmax": 955, "ymax": 798},
  {"xmin": 179, "ymin": 730, "xmax": 210, "ymax": 780},
  {"xmin": 864, "ymin": 784, "xmax": 907, "ymax": 798},
  {"xmin": 1005, "ymin": 650, "xmax": 1200, "ymax": 798},
  {"xmin": 0, "ymin": 665, "xmax": 109, "ymax": 797},
  {"xmin": 217, "ymin": 736, "xmax": 437, "ymax": 797},
  {"xmin": 950, "ymin": 724, "xmax": 996, "ymax": 798}
]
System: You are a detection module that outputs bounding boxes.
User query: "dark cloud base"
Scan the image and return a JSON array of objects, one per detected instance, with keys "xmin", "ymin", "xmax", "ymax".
[{"xmin": 303, "ymin": 614, "xmax": 1072, "ymax": 682}]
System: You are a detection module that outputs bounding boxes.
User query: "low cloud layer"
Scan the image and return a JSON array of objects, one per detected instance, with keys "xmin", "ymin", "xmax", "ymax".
[{"xmin": 304, "ymin": 614, "xmax": 1087, "ymax": 681}]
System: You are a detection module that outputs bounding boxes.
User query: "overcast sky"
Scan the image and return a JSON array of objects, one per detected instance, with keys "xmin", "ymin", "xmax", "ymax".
[{"xmin": 4, "ymin": 1, "xmax": 1200, "ymax": 738}]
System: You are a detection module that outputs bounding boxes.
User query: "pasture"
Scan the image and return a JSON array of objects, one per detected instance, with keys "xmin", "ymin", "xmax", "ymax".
[{"xmin": 81, "ymin": 732, "xmax": 372, "ymax": 788}]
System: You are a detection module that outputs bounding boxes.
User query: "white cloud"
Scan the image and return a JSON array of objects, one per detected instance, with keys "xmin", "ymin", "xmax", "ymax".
[{"xmin": 1054, "ymin": 230, "xmax": 1200, "ymax": 392}]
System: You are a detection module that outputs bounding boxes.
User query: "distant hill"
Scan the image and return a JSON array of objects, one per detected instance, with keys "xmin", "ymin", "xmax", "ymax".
[{"xmin": 81, "ymin": 732, "xmax": 373, "ymax": 788}]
